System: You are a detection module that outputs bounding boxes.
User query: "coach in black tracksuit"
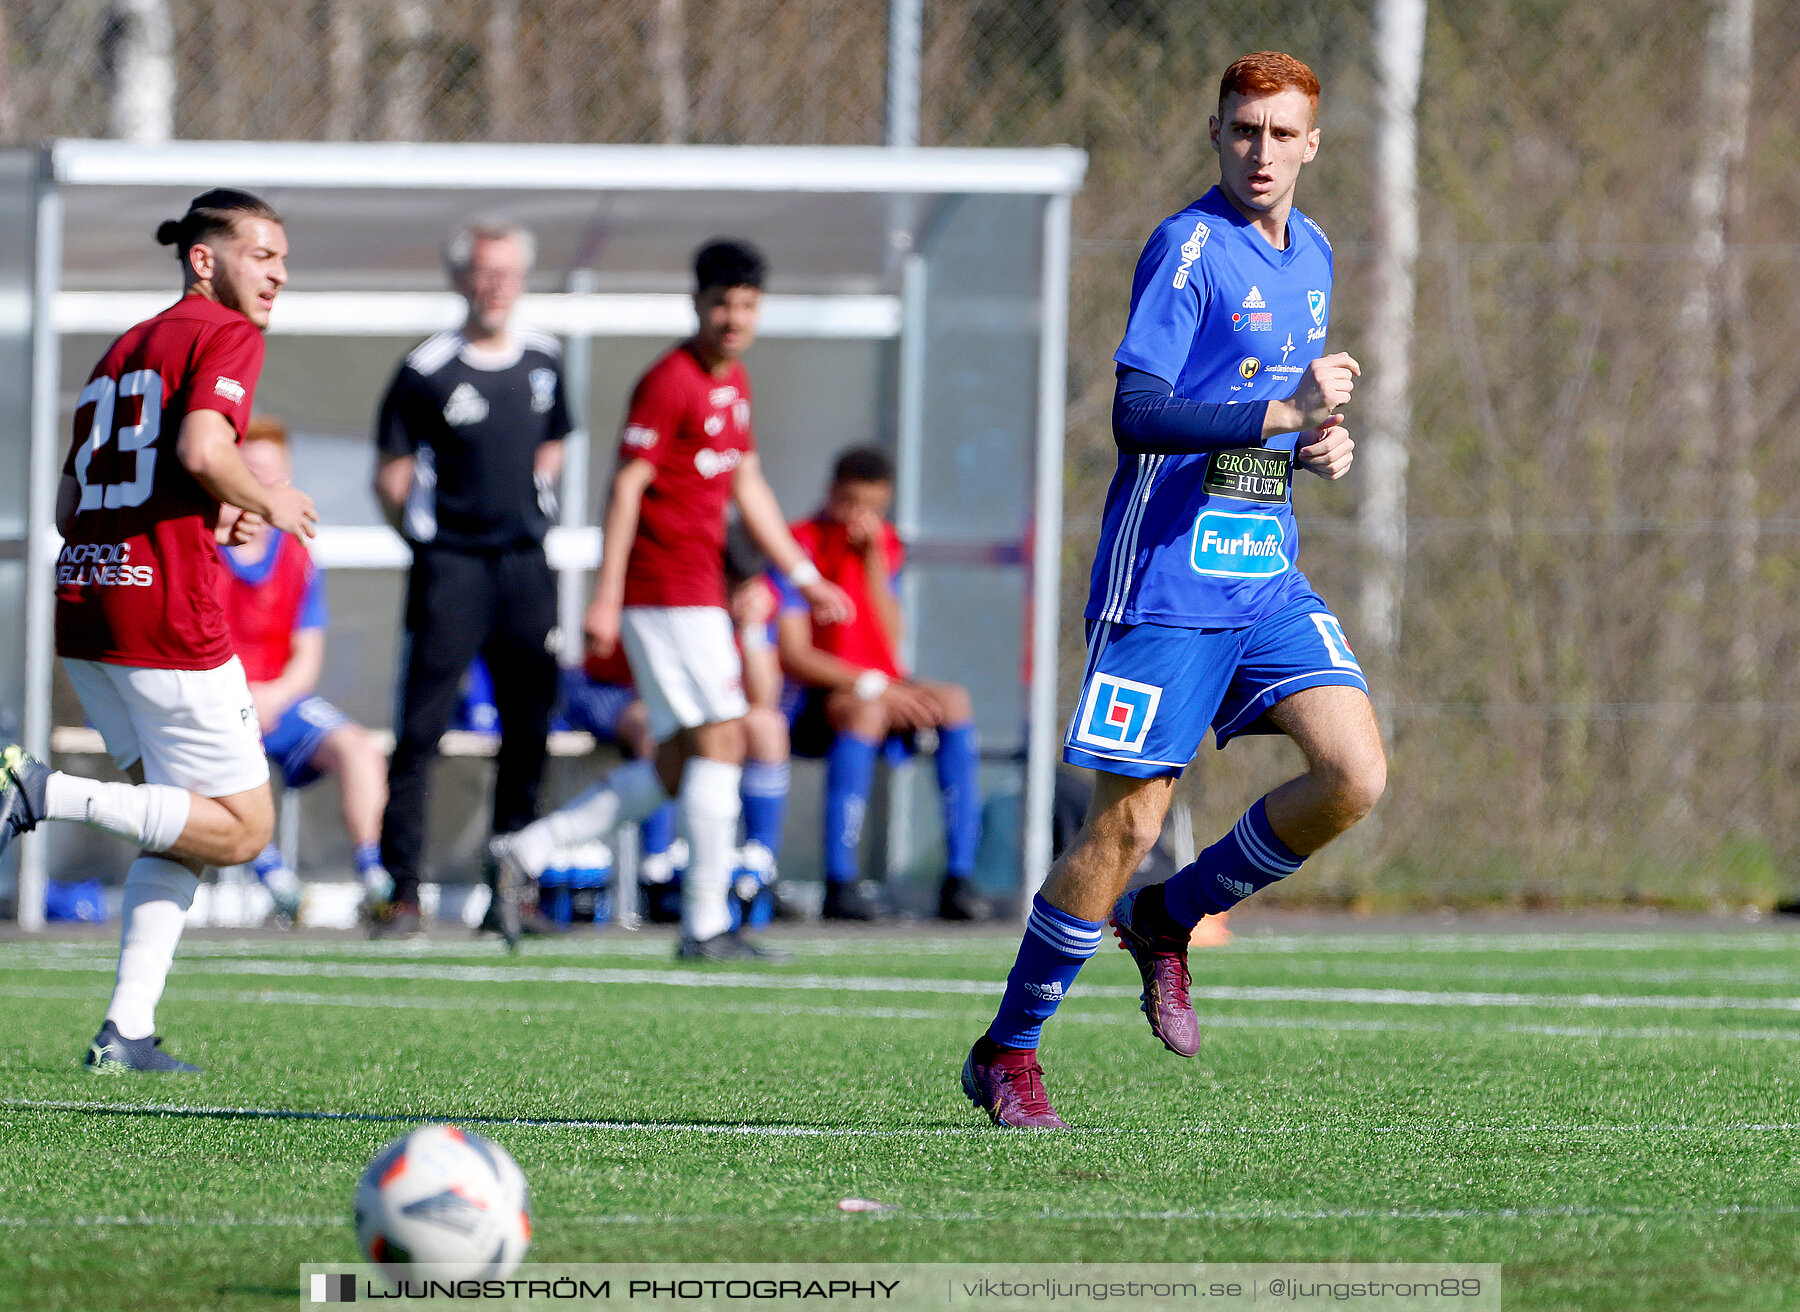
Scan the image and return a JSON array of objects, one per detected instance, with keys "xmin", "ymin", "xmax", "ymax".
[{"xmin": 371, "ymin": 217, "xmax": 571, "ymax": 933}]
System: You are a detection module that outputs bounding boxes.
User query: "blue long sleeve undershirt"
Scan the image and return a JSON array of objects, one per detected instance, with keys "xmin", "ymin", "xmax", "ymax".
[{"xmin": 1111, "ymin": 366, "xmax": 1270, "ymax": 455}]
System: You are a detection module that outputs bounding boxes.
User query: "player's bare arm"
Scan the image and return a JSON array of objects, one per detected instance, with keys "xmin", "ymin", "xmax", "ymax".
[
  {"xmin": 533, "ymin": 439, "xmax": 565, "ymax": 483},
  {"xmin": 372, "ymin": 453, "xmax": 414, "ymax": 532},
  {"xmin": 846, "ymin": 506, "xmax": 905, "ymax": 648},
  {"xmin": 731, "ymin": 452, "xmax": 853, "ymax": 625},
  {"xmin": 178, "ymin": 410, "xmax": 316, "ymax": 538},
  {"xmin": 1296, "ymin": 417, "xmax": 1354, "ymax": 480},
  {"xmin": 250, "ymin": 627, "xmax": 325, "ymax": 732},
  {"xmin": 774, "ymin": 609, "xmax": 939, "ymax": 728},
  {"xmin": 584, "ymin": 457, "xmax": 657, "ymax": 659},
  {"xmin": 1262, "ymin": 351, "xmax": 1359, "ymax": 437}
]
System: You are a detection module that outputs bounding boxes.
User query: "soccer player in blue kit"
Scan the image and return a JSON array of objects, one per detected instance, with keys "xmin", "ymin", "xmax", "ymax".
[{"xmin": 964, "ymin": 51, "xmax": 1387, "ymax": 1127}]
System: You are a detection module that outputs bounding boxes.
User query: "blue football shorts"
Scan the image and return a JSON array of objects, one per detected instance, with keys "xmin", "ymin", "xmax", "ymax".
[
  {"xmin": 263, "ymin": 695, "xmax": 354, "ymax": 788},
  {"xmin": 558, "ymin": 669, "xmax": 638, "ymax": 744},
  {"xmin": 1062, "ymin": 590, "xmax": 1369, "ymax": 779}
]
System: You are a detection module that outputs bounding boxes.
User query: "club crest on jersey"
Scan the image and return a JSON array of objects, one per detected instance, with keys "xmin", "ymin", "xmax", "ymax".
[
  {"xmin": 1238, "ymin": 357, "xmax": 1261, "ymax": 381},
  {"xmin": 529, "ymin": 368, "xmax": 557, "ymax": 414},
  {"xmin": 694, "ymin": 447, "xmax": 743, "ymax": 479},
  {"xmin": 1171, "ymin": 219, "xmax": 1210, "ymax": 290},
  {"xmin": 1190, "ymin": 510, "xmax": 1289, "ymax": 578},
  {"xmin": 1308, "ymin": 290, "xmax": 1326, "ymax": 325},
  {"xmin": 443, "ymin": 382, "xmax": 488, "ymax": 426},
  {"xmin": 1074, "ymin": 673, "xmax": 1162, "ymax": 755}
]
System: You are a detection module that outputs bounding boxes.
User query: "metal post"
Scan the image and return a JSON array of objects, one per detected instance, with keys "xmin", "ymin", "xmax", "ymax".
[
  {"xmin": 1358, "ymin": 0, "xmax": 1426, "ymax": 668},
  {"xmin": 885, "ymin": 0, "xmax": 922, "ymax": 148},
  {"xmin": 19, "ymin": 173, "xmax": 62, "ymax": 931},
  {"xmin": 106, "ymin": 0, "xmax": 174, "ymax": 143},
  {"xmin": 1022, "ymin": 192, "xmax": 1071, "ymax": 908},
  {"xmin": 558, "ymin": 270, "xmax": 595, "ymax": 667},
  {"xmin": 883, "ymin": 252, "xmax": 928, "ymax": 887}
]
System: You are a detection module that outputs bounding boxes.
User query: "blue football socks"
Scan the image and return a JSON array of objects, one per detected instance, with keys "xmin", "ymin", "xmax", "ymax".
[
  {"xmin": 987, "ymin": 893, "xmax": 1105, "ymax": 1050},
  {"xmin": 824, "ymin": 732, "xmax": 879, "ymax": 884},
  {"xmin": 640, "ymin": 801, "xmax": 677, "ymax": 858},
  {"xmin": 251, "ymin": 843, "xmax": 287, "ymax": 882},
  {"xmin": 1163, "ymin": 797, "xmax": 1304, "ymax": 927},
  {"xmin": 935, "ymin": 721, "xmax": 982, "ymax": 877},
  {"xmin": 352, "ymin": 841, "xmax": 384, "ymax": 878},
  {"xmin": 740, "ymin": 758, "xmax": 790, "ymax": 854}
]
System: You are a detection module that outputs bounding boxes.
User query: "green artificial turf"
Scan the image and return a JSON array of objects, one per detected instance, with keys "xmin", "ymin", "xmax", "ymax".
[{"xmin": 2, "ymin": 922, "xmax": 1798, "ymax": 1310}]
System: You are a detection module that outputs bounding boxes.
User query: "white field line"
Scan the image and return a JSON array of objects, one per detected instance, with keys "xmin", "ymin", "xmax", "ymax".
[
  {"xmin": 7, "ymin": 928, "xmax": 1800, "ymax": 963},
  {"xmin": 0, "ymin": 982, "xmax": 949, "ymax": 1021},
  {"xmin": 14, "ymin": 938, "xmax": 1800, "ymax": 989},
  {"xmin": 4, "ymin": 1201, "xmax": 1799, "ymax": 1229},
  {"xmin": 8, "ymin": 1097, "xmax": 1800, "ymax": 1139},
  {"xmin": 10, "ymin": 953, "xmax": 1800, "ymax": 1016},
  {"xmin": 5, "ymin": 981, "xmax": 1800, "ymax": 1044}
]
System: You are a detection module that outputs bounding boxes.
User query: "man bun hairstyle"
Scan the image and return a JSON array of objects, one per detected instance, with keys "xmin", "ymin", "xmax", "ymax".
[
  {"xmin": 694, "ymin": 239, "xmax": 766, "ymax": 293},
  {"xmin": 1218, "ymin": 51, "xmax": 1321, "ymax": 119},
  {"xmin": 444, "ymin": 216, "xmax": 536, "ymax": 276},
  {"xmin": 831, "ymin": 444, "xmax": 895, "ymax": 487},
  {"xmin": 155, "ymin": 188, "xmax": 282, "ymax": 259}
]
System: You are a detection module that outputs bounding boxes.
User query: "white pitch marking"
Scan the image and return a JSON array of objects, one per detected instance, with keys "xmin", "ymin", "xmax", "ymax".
[
  {"xmin": 15, "ymin": 953, "xmax": 1800, "ymax": 1017},
  {"xmin": 6, "ymin": 1201, "xmax": 1798, "ymax": 1230},
  {"xmin": 8, "ymin": 956, "xmax": 1800, "ymax": 1020},
  {"xmin": 8, "ymin": 1098, "xmax": 1799, "ymax": 1138},
  {"xmin": 5, "ymin": 979, "xmax": 1800, "ymax": 1043}
]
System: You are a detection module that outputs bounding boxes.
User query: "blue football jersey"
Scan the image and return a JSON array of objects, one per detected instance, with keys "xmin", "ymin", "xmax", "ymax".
[{"xmin": 1087, "ymin": 186, "xmax": 1335, "ymax": 629}]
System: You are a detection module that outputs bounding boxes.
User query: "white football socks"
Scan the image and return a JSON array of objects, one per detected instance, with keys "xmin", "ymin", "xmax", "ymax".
[
  {"xmin": 44, "ymin": 772, "xmax": 191, "ymax": 853},
  {"xmin": 105, "ymin": 856, "xmax": 199, "ymax": 1040},
  {"xmin": 678, "ymin": 756, "xmax": 742, "ymax": 944},
  {"xmin": 508, "ymin": 759, "xmax": 670, "ymax": 878}
]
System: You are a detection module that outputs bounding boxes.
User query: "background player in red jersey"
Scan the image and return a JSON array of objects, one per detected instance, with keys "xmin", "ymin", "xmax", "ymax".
[
  {"xmin": 217, "ymin": 415, "xmax": 391, "ymax": 925},
  {"xmin": 774, "ymin": 446, "xmax": 991, "ymax": 922},
  {"xmin": 492, "ymin": 239, "xmax": 848, "ymax": 960},
  {"xmin": 0, "ymin": 189, "xmax": 316, "ymax": 1072}
]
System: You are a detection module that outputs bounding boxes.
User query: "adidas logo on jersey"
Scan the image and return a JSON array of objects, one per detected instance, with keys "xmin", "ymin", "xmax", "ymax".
[
  {"xmin": 1241, "ymin": 286, "xmax": 1266, "ymax": 309},
  {"xmin": 443, "ymin": 382, "xmax": 489, "ymax": 426}
]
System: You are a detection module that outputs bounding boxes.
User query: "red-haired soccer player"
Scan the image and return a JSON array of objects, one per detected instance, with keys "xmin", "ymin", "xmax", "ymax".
[{"xmin": 963, "ymin": 52, "xmax": 1385, "ymax": 1127}]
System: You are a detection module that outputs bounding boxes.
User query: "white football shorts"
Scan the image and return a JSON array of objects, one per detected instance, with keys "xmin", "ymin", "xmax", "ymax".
[
  {"xmin": 619, "ymin": 606, "xmax": 748, "ymax": 743},
  {"xmin": 63, "ymin": 655, "xmax": 271, "ymax": 797}
]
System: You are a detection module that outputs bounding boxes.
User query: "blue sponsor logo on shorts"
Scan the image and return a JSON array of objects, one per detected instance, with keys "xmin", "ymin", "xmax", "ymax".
[
  {"xmin": 1073, "ymin": 673, "xmax": 1162, "ymax": 755},
  {"xmin": 1190, "ymin": 510, "xmax": 1289, "ymax": 578}
]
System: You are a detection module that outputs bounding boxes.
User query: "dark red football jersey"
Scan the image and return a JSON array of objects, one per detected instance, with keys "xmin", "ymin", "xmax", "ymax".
[
  {"xmin": 616, "ymin": 344, "xmax": 753, "ymax": 609},
  {"xmin": 56, "ymin": 295, "xmax": 264, "ymax": 670}
]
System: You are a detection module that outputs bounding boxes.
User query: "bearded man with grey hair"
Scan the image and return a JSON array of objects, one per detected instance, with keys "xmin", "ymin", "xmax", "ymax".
[{"xmin": 370, "ymin": 216, "xmax": 570, "ymax": 938}]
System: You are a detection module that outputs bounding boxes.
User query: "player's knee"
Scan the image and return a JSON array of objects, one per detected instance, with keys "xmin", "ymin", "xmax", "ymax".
[
  {"xmin": 1322, "ymin": 745, "xmax": 1386, "ymax": 823},
  {"xmin": 937, "ymin": 682, "xmax": 973, "ymax": 723},
  {"xmin": 224, "ymin": 813, "xmax": 275, "ymax": 865},
  {"xmin": 833, "ymin": 695, "xmax": 887, "ymax": 740},
  {"xmin": 1089, "ymin": 806, "xmax": 1164, "ymax": 870}
]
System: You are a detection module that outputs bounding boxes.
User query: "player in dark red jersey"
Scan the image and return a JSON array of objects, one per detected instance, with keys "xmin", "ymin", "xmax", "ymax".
[
  {"xmin": 492, "ymin": 239, "xmax": 848, "ymax": 961},
  {"xmin": 0, "ymin": 189, "xmax": 316, "ymax": 1072},
  {"xmin": 217, "ymin": 415, "xmax": 391, "ymax": 925},
  {"xmin": 774, "ymin": 446, "xmax": 991, "ymax": 922}
]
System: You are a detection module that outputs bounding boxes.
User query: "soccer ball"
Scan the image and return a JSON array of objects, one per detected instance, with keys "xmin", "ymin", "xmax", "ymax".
[{"xmin": 353, "ymin": 1125, "xmax": 530, "ymax": 1280}]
